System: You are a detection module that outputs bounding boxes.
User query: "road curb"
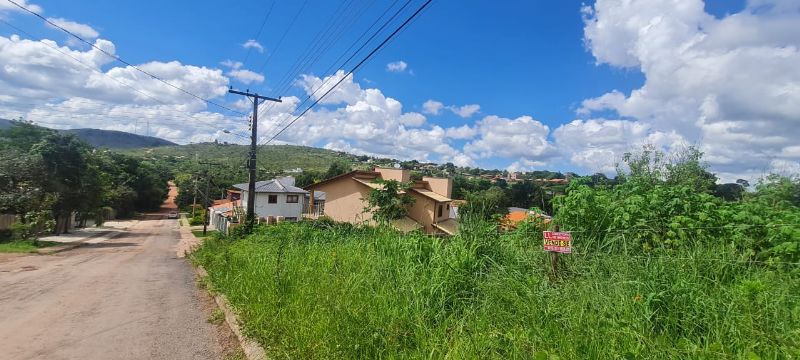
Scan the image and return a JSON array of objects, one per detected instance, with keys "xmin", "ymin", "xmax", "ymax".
[{"xmin": 193, "ymin": 265, "xmax": 267, "ymax": 360}]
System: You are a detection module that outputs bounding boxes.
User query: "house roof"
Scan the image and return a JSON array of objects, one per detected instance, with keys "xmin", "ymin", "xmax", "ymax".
[
  {"xmin": 233, "ymin": 178, "xmax": 308, "ymax": 194},
  {"xmin": 353, "ymin": 177, "xmax": 383, "ymax": 190},
  {"xmin": 304, "ymin": 170, "xmax": 379, "ymax": 189},
  {"xmin": 391, "ymin": 216, "xmax": 422, "ymax": 233},
  {"xmin": 209, "ymin": 200, "xmax": 239, "ymax": 213},
  {"xmin": 306, "ymin": 170, "xmax": 452, "ymax": 202},
  {"xmin": 410, "ymin": 188, "xmax": 452, "ymax": 203},
  {"xmin": 433, "ymin": 218, "xmax": 459, "ymax": 235},
  {"xmin": 305, "ymin": 191, "xmax": 326, "ymax": 201}
]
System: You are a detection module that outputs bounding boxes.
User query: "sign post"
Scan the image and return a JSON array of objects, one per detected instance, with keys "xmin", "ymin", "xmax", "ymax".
[
  {"xmin": 543, "ymin": 230, "xmax": 572, "ymax": 253},
  {"xmin": 543, "ymin": 227, "xmax": 571, "ymax": 278}
]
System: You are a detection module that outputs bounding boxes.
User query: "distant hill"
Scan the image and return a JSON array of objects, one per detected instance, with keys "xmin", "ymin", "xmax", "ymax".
[
  {"xmin": 62, "ymin": 128, "xmax": 176, "ymax": 149},
  {"xmin": 0, "ymin": 118, "xmax": 14, "ymax": 130},
  {"xmin": 125, "ymin": 143, "xmax": 357, "ymax": 173},
  {"xmin": 0, "ymin": 118, "xmax": 176, "ymax": 149}
]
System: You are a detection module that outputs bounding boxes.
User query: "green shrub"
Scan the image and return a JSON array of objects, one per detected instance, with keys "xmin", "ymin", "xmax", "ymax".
[{"xmin": 189, "ymin": 210, "xmax": 206, "ymax": 226}]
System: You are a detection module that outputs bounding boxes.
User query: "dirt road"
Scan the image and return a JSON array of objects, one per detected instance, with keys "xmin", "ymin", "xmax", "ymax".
[{"xmin": 0, "ymin": 185, "xmax": 232, "ymax": 359}]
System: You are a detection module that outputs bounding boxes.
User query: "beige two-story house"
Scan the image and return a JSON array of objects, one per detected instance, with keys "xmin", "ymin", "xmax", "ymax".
[{"xmin": 305, "ymin": 168, "xmax": 458, "ymax": 235}]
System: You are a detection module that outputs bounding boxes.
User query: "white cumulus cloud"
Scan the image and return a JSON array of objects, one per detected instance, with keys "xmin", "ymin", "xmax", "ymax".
[
  {"xmin": 464, "ymin": 115, "xmax": 555, "ymax": 161},
  {"xmin": 386, "ymin": 60, "xmax": 408, "ymax": 73},
  {"xmin": 242, "ymin": 39, "xmax": 264, "ymax": 53},
  {"xmin": 448, "ymin": 104, "xmax": 480, "ymax": 118},
  {"xmin": 46, "ymin": 17, "xmax": 99, "ymax": 39},
  {"xmin": 0, "ymin": 0, "xmax": 42, "ymax": 14},
  {"xmin": 422, "ymin": 99, "xmax": 444, "ymax": 115},
  {"xmin": 220, "ymin": 59, "xmax": 264, "ymax": 84},
  {"xmin": 574, "ymin": 0, "xmax": 800, "ymax": 180}
]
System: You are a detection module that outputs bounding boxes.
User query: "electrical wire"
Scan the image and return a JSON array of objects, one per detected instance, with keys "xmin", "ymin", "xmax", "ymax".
[
  {"xmin": 265, "ymin": 0, "xmax": 372, "ymax": 100},
  {"xmin": 0, "ymin": 18, "xmax": 248, "ymax": 136},
  {"xmin": 242, "ymin": 0, "xmax": 276, "ymax": 66},
  {"xmin": 262, "ymin": 0, "xmax": 434, "ymax": 146},
  {"xmin": 258, "ymin": 0, "xmax": 411, "ymax": 142},
  {"xmin": 5, "ymin": 0, "xmax": 245, "ymax": 116},
  {"xmin": 256, "ymin": 0, "xmax": 309, "ymax": 74}
]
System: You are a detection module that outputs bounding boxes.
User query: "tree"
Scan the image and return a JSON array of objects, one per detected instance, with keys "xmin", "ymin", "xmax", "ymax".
[
  {"xmin": 714, "ymin": 183, "xmax": 745, "ymax": 201},
  {"xmin": 509, "ymin": 180, "xmax": 537, "ymax": 208},
  {"xmin": 0, "ymin": 121, "xmax": 54, "ymax": 152},
  {"xmin": 458, "ymin": 187, "xmax": 509, "ymax": 221},
  {"xmin": 31, "ymin": 134, "xmax": 93, "ymax": 234},
  {"xmin": 618, "ymin": 144, "xmax": 716, "ymax": 193},
  {"xmin": 0, "ymin": 148, "xmax": 48, "ymax": 215},
  {"xmin": 752, "ymin": 174, "xmax": 800, "ymax": 208},
  {"xmin": 325, "ymin": 161, "xmax": 351, "ymax": 179},
  {"xmin": 295, "ymin": 170, "xmax": 323, "ymax": 188},
  {"xmin": 363, "ymin": 179, "xmax": 415, "ymax": 224}
]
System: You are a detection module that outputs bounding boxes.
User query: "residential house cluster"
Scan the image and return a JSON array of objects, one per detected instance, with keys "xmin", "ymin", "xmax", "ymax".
[{"xmin": 207, "ymin": 167, "xmax": 458, "ymax": 235}]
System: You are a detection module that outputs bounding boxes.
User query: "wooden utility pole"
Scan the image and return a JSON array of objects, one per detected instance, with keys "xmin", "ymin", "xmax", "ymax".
[
  {"xmin": 191, "ymin": 175, "xmax": 198, "ymax": 217},
  {"xmin": 203, "ymin": 170, "xmax": 211, "ymax": 235},
  {"xmin": 227, "ymin": 87, "xmax": 281, "ymax": 229}
]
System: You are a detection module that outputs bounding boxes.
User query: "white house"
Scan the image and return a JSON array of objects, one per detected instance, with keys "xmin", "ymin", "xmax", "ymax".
[{"xmin": 233, "ymin": 177, "xmax": 310, "ymax": 221}]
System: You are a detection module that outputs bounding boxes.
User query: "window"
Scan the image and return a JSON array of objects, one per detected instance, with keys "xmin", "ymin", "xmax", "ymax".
[
  {"xmin": 286, "ymin": 195, "xmax": 299, "ymax": 203},
  {"xmin": 286, "ymin": 217, "xmax": 298, "ymax": 222},
  {"xmin": 268, "ymin": 195, "xmax": 278, "ymax": 204},
  {"xmin": 438, "ymin": 204, "xmax": 443, "ymax": 217}
]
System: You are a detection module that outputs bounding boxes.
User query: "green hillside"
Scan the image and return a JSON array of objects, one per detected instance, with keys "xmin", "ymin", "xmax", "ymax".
[
  {"xmin": 125, "ymin": 143, "xmax": 356, "ymax": 173},
  {"xmin": 63, "ymin": 128, "xmax": 176, "ymax": 149}
]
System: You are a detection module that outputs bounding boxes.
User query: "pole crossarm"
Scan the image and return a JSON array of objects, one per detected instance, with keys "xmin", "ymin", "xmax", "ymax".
[{"xmin": 227, "ymin": 88, "xmax": 282, "ymax": 103}]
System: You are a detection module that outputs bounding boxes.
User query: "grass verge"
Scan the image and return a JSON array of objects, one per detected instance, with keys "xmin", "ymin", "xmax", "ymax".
[
  {"xmin": 192, "ymin": 221, "xmax": 800, "ymax": 358},
  {"xmin": 0, "ymin": 240, "xmax": 61, "ymax": 253},
  {"xmin": 192, "ymin": 229, "xmax": 217, "ymax": 238}
]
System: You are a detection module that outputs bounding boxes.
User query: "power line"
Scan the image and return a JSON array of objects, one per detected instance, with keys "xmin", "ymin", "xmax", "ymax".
[
  {"xmin": 256, "ymin": 0, "xmax": 309, "ymax": 74},
  {"xmin": 256, "ymin": 0, "xmax": 391, "ymax": 138},
  {"xmin": 0, "ymin": 19, "xmax": 247, "ymax": 130},
  {"xmin": 258, "ymin": 0, "xmax": 411, "ymax": 142},
  {"xmin": 262, "ymin": 0, "xmax": 434, "ymax": 146},
  {"xmin": 264, "ymin": 0, "xmax": 370, "ymax": 100},
  {"xmin": 256, "ymin": 0, "xmax": 407, "ymax": 141},
  {"xmin": 242, "ymin": 0, "xmax": 276, "ymax": 66},
  {"xmin": 5, "ymin": 0, "xmax": 245, "ymax": 116}
]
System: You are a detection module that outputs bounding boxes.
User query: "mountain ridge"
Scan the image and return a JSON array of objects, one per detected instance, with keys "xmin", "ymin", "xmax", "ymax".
[{"xmin": 0, "ymin": 118, "xmax": 176, "ymax": 149}]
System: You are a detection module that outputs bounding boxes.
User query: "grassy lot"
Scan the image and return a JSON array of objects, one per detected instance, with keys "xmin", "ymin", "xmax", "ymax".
[
  {"xmin": 192, "ymin": 220, "xmax": 800, "ymax": 359},
  {"xmin": 0, "ymin": 240, "xmax": 61, "ymax": 253}
]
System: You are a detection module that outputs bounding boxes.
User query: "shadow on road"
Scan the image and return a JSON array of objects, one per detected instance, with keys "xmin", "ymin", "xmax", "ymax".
[{"xmin": 82, "ymin": 242, "xmax": 140, "ymax": 249}]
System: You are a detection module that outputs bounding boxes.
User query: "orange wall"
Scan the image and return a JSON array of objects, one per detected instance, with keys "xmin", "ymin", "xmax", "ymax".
[
  {"xmin": 375, "ymin": 168, "xmax": 410, "ymax": 182},
  {"xmin": 422, "ymin": 177, "xmax": 453, "ymax": 198},
  {"xmin": 313, "ymin": 179, "xmax": 373, "ymax": 224},
  {"xmin": 408, "ymin": 191, "xmax": 435, "ymax": 233}
]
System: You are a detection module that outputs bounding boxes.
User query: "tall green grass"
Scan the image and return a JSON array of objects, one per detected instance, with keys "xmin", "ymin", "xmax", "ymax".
[{"xmin": 192, "ymin": 220, "xmax": 799, "ymax": 359}]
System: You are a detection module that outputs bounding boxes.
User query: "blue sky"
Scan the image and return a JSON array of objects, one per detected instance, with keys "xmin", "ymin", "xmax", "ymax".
[{"xmin": 1, "ymin": 0, "xmax": 798, "ymax": 181}]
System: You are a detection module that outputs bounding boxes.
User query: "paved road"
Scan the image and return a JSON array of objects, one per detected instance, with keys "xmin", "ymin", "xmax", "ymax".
[{"xmin": 0, "ymin": 217, "xmax": 226, "ymax": 360}]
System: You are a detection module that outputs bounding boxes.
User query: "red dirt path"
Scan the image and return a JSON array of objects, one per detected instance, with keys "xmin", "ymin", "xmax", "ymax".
[{"xmin": 158, "ymin": 181, "xmax": 178, "ymax": 213}]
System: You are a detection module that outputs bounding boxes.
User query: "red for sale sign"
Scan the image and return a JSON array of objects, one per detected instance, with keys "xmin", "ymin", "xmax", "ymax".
[{"xmin": 543, "ymin": 231, "xmax": 572, "ymax": 253}]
